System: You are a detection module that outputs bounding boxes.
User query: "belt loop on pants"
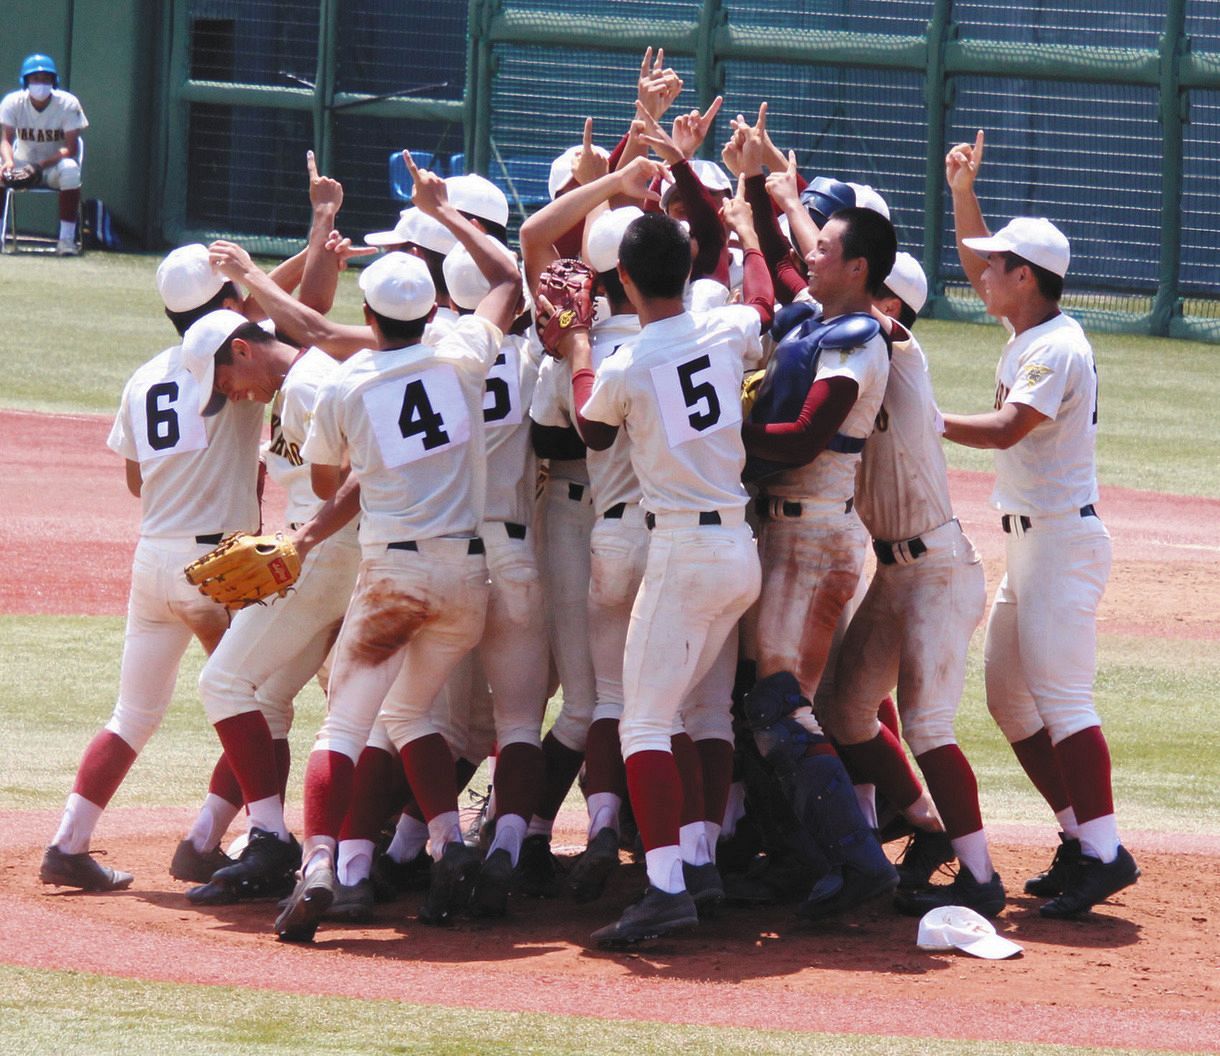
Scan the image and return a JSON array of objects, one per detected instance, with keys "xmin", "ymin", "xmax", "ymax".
[
  {"xmin": 567, "ymin": 482, "xmax": 585, "ymax": 502},
  {"xmin": 503, "ymin": 522, "xmax": 527, "ymax": 540},
  {"xmin": 195, "ymin": 533, "xmax": 224, "ymax": 545}
]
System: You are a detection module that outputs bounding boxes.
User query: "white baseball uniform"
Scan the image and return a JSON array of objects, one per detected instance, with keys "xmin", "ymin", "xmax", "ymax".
[
  {"xmin": 980, "ymin": 312, "xmax": 1109, "ymax": 746},
  {"xmin": 0, "ymin": 88, "xmax": 86, "ymax": 189}
]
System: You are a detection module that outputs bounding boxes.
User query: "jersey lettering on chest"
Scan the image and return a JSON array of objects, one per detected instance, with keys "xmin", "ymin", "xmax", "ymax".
[
  {"xmin": 267, "ymin": 412, "xmax": 304, "ymax": 467},
  {"xmin": 130, "ymin": 369, "xmax": 209, "ymax": 463},
  {"xmin": 482, "ymin": 344, "xmax": 523, "ymax": 429},
  {"xmin": 363, "ymin": 363, "xmax": 471, "ymax": 469},
  {"xmin": 649, "ymin": 351, "xmax": 742, "ymax": 448}
]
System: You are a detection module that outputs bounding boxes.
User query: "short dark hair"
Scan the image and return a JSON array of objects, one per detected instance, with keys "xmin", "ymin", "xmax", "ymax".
[
  {"xmin": 1002, "ymin": 251, "xmax": 1063, "ymax": 302},
  {"xmin": 830, "ymin": 207, "xmax": 897, "ymax": 297},
  {"xmin": 366, "ymin": 304, "xmax": 429, "ymax": 347},
  {"xmin": 214, "ymin": 321, "xmax": 278, "ymax": 366},
  {"xmin": 408, "ymin": 245, "xmax": 448, "ymax": 297},
  {"xmin": 880, "ymin": 285, "xmax": 919, "ymax": 329},
  {"xmin": 165, "ymin": 281, "xmax": 240, "ymax": 336},
  {"xmin": 596, "ymin": 268, "xmax": 630, "ymax": 312},
  {"xmin": 459, "ymin": 213, "xmax": 509, "ymax": 247},
  {"xmin": 618, "ymin": 213, "xmax": 690, "ymax": 300}
]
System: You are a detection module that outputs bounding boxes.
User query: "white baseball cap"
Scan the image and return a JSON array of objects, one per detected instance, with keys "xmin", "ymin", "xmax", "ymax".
[
  {"xmin": 917, "ymin": 906, "xmax": 1023, "ymax": 960},
  {"xmin": 364, "ymin": 208, "xmax": 457, "ymax": 255},
  {"xmin": 157, "ymin": 244, "xmax": 227, "ymax": 313},
  {"xmin": 548, "ymin": 143, "xmax": 610, "ymax": 201},
  {"xmin": 359, "ymin": 251, "xmax": 436, "ymax": 321},
  {"xmin": 885, "ymin": 251, "xmax": 928, "ymax": 314},
  {"xmin": 847, "ymin": 182, "xmax": 891, "ymax": 219},
  {"xmin": 446, "ymin": 173, "xmax": 510, "ymax": 228},
  {"xmin": 660, "ymin": 159, "xmax": 732, "ymax": 209},
  {"xmin": 182, "ymin": 309, "xmax": 248, "ymax": 415},
  {"xmin": 442, "ymin": 244, "xmax": 491, "ymax": 311},
  {"xmin": 963, "ymin": 216, "xmax": 1071, "ymax": 278},
  {"xmin": 585, "ymin": 206, "xmax": 644, "ymax": 273}
]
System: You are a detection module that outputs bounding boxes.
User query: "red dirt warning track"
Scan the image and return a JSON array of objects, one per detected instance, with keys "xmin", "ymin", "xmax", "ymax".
[{"xmin": 2, "ymin": 409, "xmax": 1218, "ymax": 1051}]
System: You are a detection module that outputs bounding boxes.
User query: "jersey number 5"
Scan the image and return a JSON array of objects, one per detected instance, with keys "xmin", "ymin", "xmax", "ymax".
[
  {"xmin": 398, "ymin": 379, "xmax": 450, "ymax": 450},
  {"xmin": 145, "ymin": 381, "xmax": 181, "ymax": 451},
  {"xmin": 677, "ymin": 355, "xmax": 722, "ymax": 431}
]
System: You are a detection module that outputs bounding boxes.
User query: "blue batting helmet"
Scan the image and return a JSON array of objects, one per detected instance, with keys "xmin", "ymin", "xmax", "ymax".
[
  {"xmin": 20, "ymin": 54, "xmax": 59, "ymax": 89},
  {"xmin": 799, "ymin": 177, "xmax": 856, "ymax": 230}
]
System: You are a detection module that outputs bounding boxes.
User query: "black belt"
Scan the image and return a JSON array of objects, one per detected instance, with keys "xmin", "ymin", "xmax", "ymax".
[
  {"xmin": 388, "ymin": 538, "xmax": 485, "ymax": 555},
  {"xmin": 873, "ymin": 536, "xmax": 927, "ymax": 565},
  {"xmin": 1002, "ymin": 505, "xmax": 1097, "ymax": 534},
  {"xmin": 826, "ymin": 433, "xmax": 866, "ymax": 454},
  {"xmin": 645, "ymin": 511, "xmax": 721, "ymax": 530},
  {"xmin": 503, "ymin": 522, "xmax": 527, "ymax": 540},
  {"xmin": 567, "ymin": 482, "xmax": 586, "ymax": 501},
  {"xmin": 754, "ymin": 497, "xmax": 853, "ymax": 518},
  {"xmin": 195, "ymin": 533, "xmax": 224, "ymax": 545},
  {"xmin": 602, "ymin": 502, "xmax": 626, "ymax": 520}
]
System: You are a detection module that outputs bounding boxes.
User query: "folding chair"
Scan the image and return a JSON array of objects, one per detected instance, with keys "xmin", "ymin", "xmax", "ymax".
[{"xmin": 1, "ymin": 137, "xmax": 84, "ymax": 254}]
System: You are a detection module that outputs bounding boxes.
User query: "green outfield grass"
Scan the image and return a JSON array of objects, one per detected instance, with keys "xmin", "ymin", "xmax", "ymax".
[
  {"xmin": 1, "ymin": 253, "xmax": 1217, "ymax": 496},
  {"xmin": 4, "ymin": 614, "xmax": 1216, "ymax": 836},
  {"xmin": 0, "ymin": 965, "xmax": 1182, "ymax": 1056}
]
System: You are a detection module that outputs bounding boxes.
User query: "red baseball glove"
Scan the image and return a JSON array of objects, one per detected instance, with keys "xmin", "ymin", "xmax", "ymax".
[{"xmin": 535, "ymin": 258, "xmax": 595, "ymax": 358}]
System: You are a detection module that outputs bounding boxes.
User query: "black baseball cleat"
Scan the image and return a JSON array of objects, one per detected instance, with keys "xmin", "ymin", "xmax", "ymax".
[
  {"xmin": 1039, "ymin": 845, "xmax": 1140, "ymax": 919},
  {"xmin": 322, "ymin": 878, "xmax": 375, "ymax": 923},
  {"xmin": 567, "ymin": 827, "xmax": 621, "ymax": 903},
  {"xmin": 591, "ymin": 885, "xmax": 699, "ymax": 948},
  {"xmin": 895, "ymin": 830, "xmax": 955, "ymax": 890},
  {"xmin": 1024, "ymin": 833, "xmax": 1083, "ymax": 897},
  {"xmin": 682, "ymin": 861, "xmax": 725, "ymax": 918},
  {"xmin": 370, "ymin": 847, "xmax": 431, "ymax": 902},
  {"xmin": 419, "ymin": 842, "xmax": 481, "ymax": 926},
  {"xmin": 274, "ymin": 859, "xmax": 336, "ymax": 943},
  {"xmin": 40, "ymin": 845, "xmax": 133, "ymax": 892},
  {"xmin": 515, "ymin": 833, "xmax": 562, "ymax": 898},
  {"xmin": 894, "ymin": 868, "xmax": 1008, "ymax": 919},
  {"xmin": 471, "ymin": 848, "xmax": 514, "ymax": 918},
  {"xmin": 169, "ymin": 839, "xmax": 233, "ymax": 884},
  {"xmin": 188, "ymin": 828, "xmax": 299, "ymax": 905}
]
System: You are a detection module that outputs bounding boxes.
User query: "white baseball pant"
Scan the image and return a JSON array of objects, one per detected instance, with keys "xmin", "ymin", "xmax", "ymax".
[{"xmin": 15, "ymin": 154, "xmax": 81, "ymax": 190}]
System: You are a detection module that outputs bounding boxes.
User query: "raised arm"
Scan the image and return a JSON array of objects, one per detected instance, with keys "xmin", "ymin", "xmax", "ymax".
[
  {"xmin": 721, "ymin": 186, "xmax": 775, "ymax": 330},
  {"xmin": 946, "ymin": 129, "xmax": 989, "ymax": 298}
]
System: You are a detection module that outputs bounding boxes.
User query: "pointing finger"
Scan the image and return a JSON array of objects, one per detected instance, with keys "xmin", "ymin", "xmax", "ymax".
[
  {"xmin": 974, "ymin": 129, "xmax": 985, "ymax": 167},
  {"xmin": 306, "ymin": 150, "xmax": 319, "ymax": 180},
  {"xmin": 701, "ymin": 95, "xmax": 724, "ymax": 129},
  {"xmin": 583, "ymin": 116, "xmax": 594, "ymax": 153},
  {"xmin": 402, "ymin": 149, "xmax": 419, "ymax": 176},
  {"xmin": 757, "ymin": 101, "xmax": 768, "ymax": 133}
]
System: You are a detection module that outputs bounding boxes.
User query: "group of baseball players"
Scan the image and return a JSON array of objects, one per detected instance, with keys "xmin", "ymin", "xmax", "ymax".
[{"xmin": 38, "ymin": 49, "xmax": 1139, "ymax": 948}]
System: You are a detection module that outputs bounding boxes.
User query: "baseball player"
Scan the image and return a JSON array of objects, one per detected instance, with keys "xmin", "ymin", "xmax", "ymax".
[
  {"xmin": 543, "ymin": 159, "xmax": 774, "ymax": 945},
  {"xmin": 825, "ymin": 252, "xmax": 1003, "ymax": 916},
  {"xmin": 1, "ymin": 53, "xmax": 87, "ymax": 254},
  {"xmin": 940, "ymin": 130, "xmax": 1138, "ymax": 919},
  {"xmin": 38, "ymin": 246, "xmax": 263, "ymax": 892},
  {"xmin": 265, "ymin": 156, "xmax": 520, "ymax": 942}
]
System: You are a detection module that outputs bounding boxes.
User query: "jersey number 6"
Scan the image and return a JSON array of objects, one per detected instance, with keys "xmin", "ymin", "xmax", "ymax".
[{"xmin": 677, "ymin": 355, "xmax": 721, "ymax": 431}]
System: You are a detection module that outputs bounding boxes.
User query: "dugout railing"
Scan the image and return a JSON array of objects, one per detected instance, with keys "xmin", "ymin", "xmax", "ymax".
[{"xmin": 156, "ymin": 0, "xmax": 1220, "ymax": 343}]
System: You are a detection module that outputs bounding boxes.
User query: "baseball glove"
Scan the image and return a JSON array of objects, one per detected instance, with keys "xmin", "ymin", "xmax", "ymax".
[
  {"xmin": 184, "ymin": 532, "xmax": 302, "ymax": 610},
  {"xmin": 535, "ymin": 258, "xmax": 595, "ymax": 357},
  {"xmin": 2, "ymin": 164, "xmax": 41, "ymax": 189}
]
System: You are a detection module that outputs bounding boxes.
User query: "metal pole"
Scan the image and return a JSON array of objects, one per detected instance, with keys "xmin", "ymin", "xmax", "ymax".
[
  {"xmin": 695, "ymin": 0, "xmax": 727, "ymax": 160},
  {"xmin": 1152, "ymin": 0, "xmax": 1188, "ymax": 336},
  {"xmin": 314, "ymin": 0, "xmax": 340, "ymax": 175},
  {"xmin": 923, "ymin": 0, "xmax": 954, "ymax": 313}
]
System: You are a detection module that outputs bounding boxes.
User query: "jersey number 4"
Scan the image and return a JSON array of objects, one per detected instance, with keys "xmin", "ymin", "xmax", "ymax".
[{"xmin": 398, "ymin": 378, "xmax": 450, "ymax": 450}]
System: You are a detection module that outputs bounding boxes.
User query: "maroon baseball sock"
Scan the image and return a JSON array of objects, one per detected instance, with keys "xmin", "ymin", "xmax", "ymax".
[
  {"xmin": 59, "ymin": 188, "xmax": 80, "ymax": 223},
  {"xmin": 671, "ymin": 733, "xmax": 704, "ymax": 828},
  {"xmin": 71, "ymin": 730, "xmax": 137, "ymax": 808},
  {"xmin": 695, "ymin": 737, "xmax": 734, "ymax": 828},
  {"xmin": 916, "ymin": 744, "xmax": 984, "ymax": 839},
  {"xmin": 303, "ymin": 748, "xmax": 354, "ymax": 840},
  {"xmin": 625, "ymin": 749, "xmax": 682, "ymax": 852},
  {"xmin": 340, "ymin": 746, "xmax": 398, "ymax": 843},
  {"xmin": 1053, "ymin": 726, "xmax": 1115, "ymax": 824},
  {"xmin": 583, "ymin": 718, "xmax": 625, "ymax": 797},
  {"xmin": 494, "ymin": 742, "xmax": 543, "ymax": 822},
  {"xmin": 533, "ymin": 730, "xmax": 585, "ymax": 821},
  {"xmin": 1010, "ymin": 727, "xmax": 1072, "ymax": 813},
  {"xmin": 273, "ymin": 738, "xmax": 291, "ymax": 802},
  {"xmin": 213, "ymin": 711, "xmax": 280, "ymax": 804},
  {"xmin": 877, "ymin": 695, "xmax": 901, "ymax": 738},
  {"xmin": 837, "ymin": 726, "xmax": 923, "ymax": 811},
  {"xmin": 207, "ymin": 753, "xmax": 244, "ymax": 808},
  {"xmin": 399, "ymin": 732, "xmax": 458, "ymax": 822}
]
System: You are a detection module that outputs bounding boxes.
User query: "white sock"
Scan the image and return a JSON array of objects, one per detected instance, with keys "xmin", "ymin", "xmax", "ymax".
[
  {"xmin": 1076, "ymin": 814, "xmax": 1119, "ymax": 863},
  {"xmin": 703, "ymin": 819, "xmax": 722, "ymax": 856},
  {"xmin": 526, "ymin": 815, "xmax": 553, "ymax": 838},
  {"xmin": 678, "ymin": 822, "xmax": 711, "ymax": 866},
  {"xmin": 644, "ymin": 844, "xmax": 685, "ymax": 894},
  {"xmin": 301, "ymin": 836, "xmax": 335, "ymax": 879},
  {"xmin": 488, "ymin": 813, "xmax": 528, "ymax": 866},
  {"xmin": 386, "ymin": 814, "xmax": 429, "ymax": 863},
  {"xmin": 52, "ymin": 792, "xmax": 103, "ymax": 855},
  {"xmin": 854, "ymin": 784, "xmax": 879, "ymax": 829},
  {"xmin": 336, "ymin": 838, "xmax": 375, "ymax": 886},
  {"xmin": 586, "ymin": 792, "xmax": 621, "ymax": 838},
  {"xmin": 950, "ymin": 829, "xmax": 994, "ymax": 883},
  {"xmin": 59, "ymin": 220, "xmax": 76, "ymax": 242},
  {"xmin": 720, "ymin": 781, "xmax": 746, "ymax": 838},
  {"xmin": 246, "ymin": 794, "xmax": 289, "ymax": 842},
  {"xmin": 187, "ymin": 793, "xmax": 241, "ymax": 853},
  {"xmin": 1055, "ymin": 806, "xmax": 1080, "ymax": 838},
  {"xmin": 428, "ymin": 810, "xmax": 463, "ymax": 860}
]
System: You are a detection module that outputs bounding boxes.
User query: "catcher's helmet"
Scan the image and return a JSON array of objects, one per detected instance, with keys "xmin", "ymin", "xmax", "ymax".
[
  {"xmin": 20, "ymin": 53, "xmax": 59, "ymax": 88},
  {"xmin": 800, "ymin": 177, "xmax": 856, "ymax": 230}
]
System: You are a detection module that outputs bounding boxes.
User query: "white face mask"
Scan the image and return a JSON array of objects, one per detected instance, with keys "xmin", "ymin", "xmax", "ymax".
[{"xmin": 27, "ymin": 83, "xmax": 53, "ymax": 102}]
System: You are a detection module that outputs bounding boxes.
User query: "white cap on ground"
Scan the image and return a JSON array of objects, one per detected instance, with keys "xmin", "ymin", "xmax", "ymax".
[
  {"xmin": 660, "ymin": 158, "xmax": 733, "ymax": 209},
  {"xmin": 885, "ymin": 251, "xmax": 928, "ymax": 314},
  {"xmin": 446, "ymin": 173, "xmax": 510, "ymax": 228},
  {"xmin": 157, "ymin": 244, "xmax": 226, "ymax": 313},
  {"xmin": 585, "ymin": 206, "xmax": 644, "ymax": 273},
  {"xmin": 962, "ymin": 216, "xmax": 1071, "ymax": 278},
  {"xmin": 917, "ymin": 906, "xmax": 1023, "ymax": 960},
  {"xmin": 443, "ymin": 244, "xmax": 492, "ymax": 311},
  {"xmin": 364, "ymin": 208, "xmax": 457, "ymax": 255},
  {"xmin": 182, "ymin": 309, "xmax": 248, "ymax": 414},
  {"xmin": 359, "ymin": 251, "xmax": 436, "ymax": 321},
  {"xmin": 548, "ymin": 143, "xmax": 610, "ymax": 201},
  {"xmin": 847, "ymin": 182, "xmax": 890, "ymax": 219}
]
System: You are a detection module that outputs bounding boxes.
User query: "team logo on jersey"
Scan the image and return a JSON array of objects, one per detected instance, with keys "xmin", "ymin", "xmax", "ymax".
[{"xmin": 1020, "ymin": 363, "xmax": 1053, "ymax": 386}]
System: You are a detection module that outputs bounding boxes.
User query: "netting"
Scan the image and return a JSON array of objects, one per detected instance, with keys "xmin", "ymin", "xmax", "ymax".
[
  {"xmin": 724, "ymin": 0, "xmax": 933, "ymax": 34},
  {"xmin": 335, "ymin": 1, "xmax": 467, "ymax": 101},
  {"xmin": 953, "ymin": 1, "xmax": 1165, "ymax": 49},
  {"xmin": 1180, "ymin": 88, "xmax": 1220, "ymax": 330},
  {"xmin": 501, "ymin": 0, "xmax": 702, "ymax": 20},
  {"xmin": 187, "ymin": 0, "xmax": 318, "ymax": 87}
]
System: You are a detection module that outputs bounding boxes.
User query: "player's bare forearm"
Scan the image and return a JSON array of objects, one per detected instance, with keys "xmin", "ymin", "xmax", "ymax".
[
  {"xmin": 294, "ymin": 474, "xmax": 360, "ymax": 561},
  {"xmin": 521, "ymin": 169, "xmax": 625, "ymax": 291},
  {"xmin": 297, "ymin": 203, "xmax": 342, "ymax": 314},
  {"xmin": 950, "ymin": 188, "xmax": 989, "ymax": 297},
  {"xmin": 783, "ymin": 200, "xmax": 820, "ymax": 262},
  {"xmin": 124, "ymin": 459, "xmax": 142, "ymax": 498},
  {"xmin": 942, "ymin": 402, "xmax": 1046, "ymax": 450}
]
